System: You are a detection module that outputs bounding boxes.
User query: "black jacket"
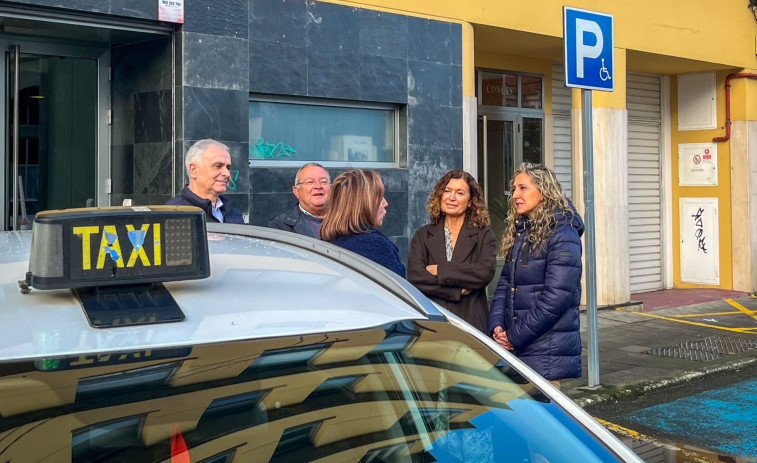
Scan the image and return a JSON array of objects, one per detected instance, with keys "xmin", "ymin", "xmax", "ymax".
[
  {"xmin": 268, "ymin": 203, "xmax": 322, "ymax": 239},
  {"xmin": 408, "ymin": 218, "xmax": 497, "ymax": 333},
  {"xmin": 167, "ymin": 186, "xmax": 244, "ymax": 224}
]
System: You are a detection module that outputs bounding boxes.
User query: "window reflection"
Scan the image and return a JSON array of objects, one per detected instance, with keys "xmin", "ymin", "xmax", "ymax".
[
  {"xmin": 479, "ymin": 73, "xmax": 515, "ymax": 107},
  {"xmin": 504, "ymin": 74, "xmax": 518, "ymax": 107},
  {"xmin": 520, "ymin": 76, "xmax": 543, "ymax": 109},
  {"xmin": 198, "ymin": 451, "xmax": 235, "ymax": 463},
  {"xmin": 76, "ymin": 361, "xmax": 180, "ymax": 396},
  {"xmin": 249, "ymin": 99, "xmax": 397, "ymax": 164},
  {"xmin": 478, "ymin": 71, "xmax": 543, "ymax": 110},
  {"xmin": 72, "ymin": 415, "xmax": 145, "ymax": 462},
  {"xmin": 523, "ymin": 117, "xmax": 543, "ymax": 164},
  {"xmin": 2, "ymin": 322, "xmax": 619, "ymax": 462}
]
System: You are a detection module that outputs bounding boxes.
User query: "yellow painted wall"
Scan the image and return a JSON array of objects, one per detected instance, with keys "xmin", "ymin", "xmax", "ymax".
[
  {"xmin": 747, "ymin": 76, "xmax": 757, "ymax": 120},
  {"xmin": 462, "ymin": 22, "xmax": 475, "ymax": 97},
  {"xmin": 729, "ymin": 73, "xmax": 757, "ymax": 121},
  {"xmin": 325, "ymin": 0, "xmax": 757, "ymax": 69},
  {"xmin": 321, "ymin": 0, "xmax": 757, "ymax": 292},
  {"xmin": 670, "ymin": 71, "xmax": 734, "ymax": 289}
]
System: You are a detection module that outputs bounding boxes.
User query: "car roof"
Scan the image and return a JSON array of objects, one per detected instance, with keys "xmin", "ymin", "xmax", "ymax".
[{"xmin": 0, "ymin": 223, "xmax": 444, "ymax": 362}]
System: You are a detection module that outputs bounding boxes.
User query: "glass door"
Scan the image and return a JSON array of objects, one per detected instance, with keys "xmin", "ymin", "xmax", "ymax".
[
  {"xmin": 2, "ymin": 40, "xmax": 108, "ymax": 231},
  {"xmin": 477, "ymin": 115, "xmax": 515, "ymax": 243},
  {"xmin": 476, "ymin": 70, "xmax": 545, "ymax": 297}
]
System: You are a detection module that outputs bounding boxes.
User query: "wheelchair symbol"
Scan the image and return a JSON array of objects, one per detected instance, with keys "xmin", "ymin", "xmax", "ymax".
[{"xmin": 599, "ymin": 58, "xmax": 611, "ymax": 81}]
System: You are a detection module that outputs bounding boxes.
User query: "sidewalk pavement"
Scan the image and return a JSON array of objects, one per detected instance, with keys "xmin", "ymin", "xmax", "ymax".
[{"xmin": 562, "ymin": 291, "xmax": 757, "ymax": 407}]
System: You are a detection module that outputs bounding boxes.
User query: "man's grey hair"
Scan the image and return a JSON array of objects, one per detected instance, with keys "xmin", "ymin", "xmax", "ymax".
[
  {"xmin": 294, "ymin": 162, "xmax": 329, "ymax": 186},
  {"xmin": 185, "ymin": 139, "xmax": 230, "ymax": 174}
]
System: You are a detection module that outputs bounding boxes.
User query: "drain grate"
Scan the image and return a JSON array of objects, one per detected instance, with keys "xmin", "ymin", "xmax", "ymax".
[{"xmin": 646, "ymin": 335, "xmax": 757, "ymax": 361}]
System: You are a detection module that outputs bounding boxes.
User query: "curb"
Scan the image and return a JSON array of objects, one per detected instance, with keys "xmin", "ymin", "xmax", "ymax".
[{"xmin": 573, "ymin": 356, "xmax": 757, "ymax": 408}]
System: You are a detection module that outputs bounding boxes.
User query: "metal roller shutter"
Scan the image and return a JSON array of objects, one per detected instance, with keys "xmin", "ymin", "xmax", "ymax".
[
  {"xmin": 552, "ymin": 63, "xmax": 572, "ymax": 199},
  {"xmin": 627, "ymin": 73, "xmax": 663, "ymax": 293}
]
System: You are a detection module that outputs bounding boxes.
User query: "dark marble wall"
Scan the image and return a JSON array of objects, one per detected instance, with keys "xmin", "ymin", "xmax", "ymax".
[
  {"xmin": 248, "ymin": 0, "xmax": 463, "ymax": 259},
  {"xmin": 10, "ymin": 0, "xmax": 463, "ymax": 261},
  {"xmin": 111, "ymin": 36, "xmax": 174, "ymax": 206},
  {"xmin": 176, "ymin": 0, "xmax": 250, "ymax": 216}
]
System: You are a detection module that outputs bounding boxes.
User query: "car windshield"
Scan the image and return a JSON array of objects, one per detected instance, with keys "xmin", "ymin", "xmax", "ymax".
[{"xmin": 0, "ymin": 320, "xmax": 618, "ymax": 462}]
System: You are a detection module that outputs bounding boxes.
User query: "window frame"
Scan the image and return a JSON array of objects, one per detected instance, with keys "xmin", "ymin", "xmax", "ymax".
[
  {"xmin": 476, "ymin": 69, "xmax": 545, "ymax": 113},
  {"xmin": 248, "ymin": 95, "xmax": 403, "ymax": 169},
  {"xmin": 476, "ymin": 69, "xmax": 546, "ymax": 167}
]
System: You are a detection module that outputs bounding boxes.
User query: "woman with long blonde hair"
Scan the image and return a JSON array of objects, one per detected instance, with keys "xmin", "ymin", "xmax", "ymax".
[
  {"xmin": 321, "ymin": 169, "xmax": 405, "ymax": 277},
  {"xmin": 487, "ymin": 163, "xmax": 584, "ymax": 387}
]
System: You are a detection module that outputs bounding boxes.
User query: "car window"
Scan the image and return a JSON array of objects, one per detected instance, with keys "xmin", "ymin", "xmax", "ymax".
[{"xmin": 0, "ymin": 320, "xmax": 619, "ymax": 462}]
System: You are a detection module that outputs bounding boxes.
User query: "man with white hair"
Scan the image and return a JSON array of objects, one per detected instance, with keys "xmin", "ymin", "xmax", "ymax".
[{"xmin": 167, "ymin": 139, "xmax": 244, "ymax": 223}]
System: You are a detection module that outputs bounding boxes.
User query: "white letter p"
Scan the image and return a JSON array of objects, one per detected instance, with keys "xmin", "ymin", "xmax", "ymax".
[{"xmin": 575, "ymin": 19, "xmax": 603, "ymax": 79}]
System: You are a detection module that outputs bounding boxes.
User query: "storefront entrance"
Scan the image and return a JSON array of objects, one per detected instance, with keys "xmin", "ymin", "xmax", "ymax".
[
  {"xmin": 476, "ymin": 70, "xmax": 545, "ymax": 243},
  {"xmin": 1, "ymin": 39, "xmax": 108, "ymax": 230},
  {"xmin": 476, "ymin": 70, "xmax": 545, "ymax": 296}
]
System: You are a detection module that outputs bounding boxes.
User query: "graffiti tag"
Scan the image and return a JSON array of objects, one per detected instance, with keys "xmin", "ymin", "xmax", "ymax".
[
  {"xmin": 692, "ymin": 207, "xmax": 708, "ymax": 253},
  {"xmin": 228, "ymin": 169, "xmax": 239, "ymax": 191},
  {"xmin": 250, "ymin": 138, "xmax": 296, "ymax": 159}
]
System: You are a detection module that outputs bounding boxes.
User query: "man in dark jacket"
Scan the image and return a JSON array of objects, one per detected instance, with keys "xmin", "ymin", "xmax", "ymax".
[
  {"xmin": 167, "ymin": 139, "xmax": 244, "ymax": 224},
  {"xmin": 268, "ymin": 163, "xmax": 330, "ymax": 238}
]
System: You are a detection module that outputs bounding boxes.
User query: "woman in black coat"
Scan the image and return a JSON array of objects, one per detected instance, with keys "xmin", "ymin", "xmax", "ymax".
[
  {"xmin": 408, "ymin": 170, "xmax": 497, "ymax": 332},
  {"xmin": 488, "ymin": 163, "xmax": 584, "ymax": 387}
]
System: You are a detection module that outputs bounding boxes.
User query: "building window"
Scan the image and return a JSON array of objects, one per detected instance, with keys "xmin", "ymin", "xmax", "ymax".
[
  {"xmin": 249, "ymin": 97, "xmax": 399, "ymax": 166},
  {"xmin": 520, "ymin": 75, "xmax": 543, "ymax": 109},
  {"xmin": 477, "ymin": 71, "xmax": 543, "ymax": 109},
  {"xmin": 522, "ymin": 117, "xmax": 543, "ymax": 163}
]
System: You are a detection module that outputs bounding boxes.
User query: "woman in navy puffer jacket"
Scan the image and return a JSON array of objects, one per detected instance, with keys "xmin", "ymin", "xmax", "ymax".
[{"xmin": 488, "ymin": 163, "xmax": 584, "ymax": 387}]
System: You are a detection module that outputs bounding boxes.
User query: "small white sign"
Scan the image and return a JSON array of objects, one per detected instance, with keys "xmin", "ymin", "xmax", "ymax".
[
  {"xmin": 679, "ymin": 143, "xmax": 717, "ymax": 186},
  {"xmin": 680, "ymin": 197, "xmax": 719, "ymax": 285},
  {"xmin": 159, "ymin": 0, "xmax": 184, "ymax": 23}
]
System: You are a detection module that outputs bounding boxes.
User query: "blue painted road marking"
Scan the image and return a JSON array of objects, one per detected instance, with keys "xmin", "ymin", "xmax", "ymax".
[{"xmin": 622, "ymin": 378, "xmax": 757, "ymax": 458}]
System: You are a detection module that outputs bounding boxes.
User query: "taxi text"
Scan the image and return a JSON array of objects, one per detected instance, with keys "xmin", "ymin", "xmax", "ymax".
[{"xmin": 73, "ymin": 224, "xmax": 161, "ymax": 270}]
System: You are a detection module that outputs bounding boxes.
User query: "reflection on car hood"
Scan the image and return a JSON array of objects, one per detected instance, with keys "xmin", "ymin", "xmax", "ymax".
[
  {"xmin": 0, "ymin": 321, "xmax": 626, "ymax": 463},
  {"xmin": 0, "ymin": 231, "xmax": 424, "ymax": 361}
]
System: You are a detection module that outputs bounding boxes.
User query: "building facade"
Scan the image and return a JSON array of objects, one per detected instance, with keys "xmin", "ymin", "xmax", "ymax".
[{"xmin": 1, "ymin": 0, "xmax": 755, "ymax": 305}]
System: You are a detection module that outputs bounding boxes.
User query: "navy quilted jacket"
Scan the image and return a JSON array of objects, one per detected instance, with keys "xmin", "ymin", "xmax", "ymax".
[{"xmin": 487, "ymin": 204, "xmax": 584, "ymax": 380}]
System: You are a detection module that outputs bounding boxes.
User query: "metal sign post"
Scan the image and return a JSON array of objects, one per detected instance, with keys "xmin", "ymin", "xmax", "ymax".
[
  {"xmin": 581, "ymin": 89, "xmax": 599, "ymax": 387},
  {"xmin": 564, "ymin": 7, "xmax": 614, "ymax": 388}
]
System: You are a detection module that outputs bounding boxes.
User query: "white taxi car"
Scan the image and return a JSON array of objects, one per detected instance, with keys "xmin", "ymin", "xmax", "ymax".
[{"xmin": 0, "ymin": 206, "xmax": 640, "ymax": 462}]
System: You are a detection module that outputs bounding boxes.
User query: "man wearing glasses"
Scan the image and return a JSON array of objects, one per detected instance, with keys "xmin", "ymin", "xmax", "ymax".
[{"xmin": 268, "ymin": 163, "xmax": 331, "ymax": 238}]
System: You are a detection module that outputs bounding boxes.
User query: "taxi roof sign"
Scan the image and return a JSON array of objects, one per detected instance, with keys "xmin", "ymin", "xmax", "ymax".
[{"xmin": 26, "ymin": 206, "xmax": 210, "ymax": 290}]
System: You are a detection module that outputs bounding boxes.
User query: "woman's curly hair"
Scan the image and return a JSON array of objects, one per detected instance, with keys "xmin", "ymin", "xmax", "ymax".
[
  {"xmin": 427, "ymin": 170, "xmax": 490, "ymax": 228},
  {"xmin": 500, "ymin": 163, "xmax": 573, "ymax": 257}
]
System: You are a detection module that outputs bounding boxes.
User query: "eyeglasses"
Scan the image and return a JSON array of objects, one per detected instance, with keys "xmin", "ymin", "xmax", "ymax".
[{"xmin": 296, "ymin": 179, "xmax": 330, "ymax": 188}]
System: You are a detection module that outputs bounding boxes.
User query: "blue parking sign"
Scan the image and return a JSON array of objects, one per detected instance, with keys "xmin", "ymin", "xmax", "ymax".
[{"xmin": 564, "ymin": 7, "xmax": 614, "ymax": 91}]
